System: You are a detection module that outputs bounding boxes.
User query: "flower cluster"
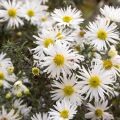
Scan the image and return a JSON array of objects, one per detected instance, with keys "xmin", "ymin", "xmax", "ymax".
[{"xmin": 0, "ymin": 0, "xmax": 120, "ymax": 120}]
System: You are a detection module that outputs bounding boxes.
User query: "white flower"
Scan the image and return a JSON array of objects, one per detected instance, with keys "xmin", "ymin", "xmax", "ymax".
[
  {"xmin": 93, "ymin": 55, "xmax": 120, "ymax": 79},
  {"xmin": 32, "ymin": 29, "xmax": 56, "ymax": 59},
  {"xmin": 0, "ymin": 67, "xmax": 16, "ymax": 88},
  {"xmin": 40, "ymin": 42, "xmax": 84, "ymax": 78},
  {"xmin": 46, "ymin": 26, "xmax": 75, "ymax": 44},
  {"xmin": 85, "ymin": 18, "xmax": 119, "ymax": 51},
  {"xmin": 13, "ymin": 99, "xmax": 31, "ymax": 117},
  {"xmin": 51, "ymin": 6, "xmax": 83, "ymax": 28},
  {"xmin": 85, "ymin": 100, "xmax": 114, "ymax": 120},
  {"xmin": 71, "ymin": 28, "xmax": 86, "ymax": 51},
  {"xmin": 31, "ymin": 113, "xmax": 50, "ymax": 120},
  {"xmin": 77, "ymin": 64, "xmax": 115, "ymax": 101},
  {"xmin": 0, "ymin": 106, "xmax": 21, "ymax": 120},
  {"xmin": 51, "ymin": 75, "xmax": 83, "ymax": 105},
  {"xmin": 0, "ymin": 53, "xmax": 15, "ymax": 76},
  {"xmin": 20, "ymin": 0, "xmax": 41, "ymax": 25},
  {"xmin": 0, "ymin": 0, "xmax": 24, "ymax": 28},
  {"xmin": 49, "ymin": 99, "xmax": 77, "ymax": 120},
  {"xmin": 100, "ymin": 5, "xmax": 120, "ymax": 23},
  {"xmin": 72, "ymin": 28, "xmax": 86, "ymax": 42},
  {"xmin": 36, "ymin": 11, "xmax": 53, "ymax": 29}
]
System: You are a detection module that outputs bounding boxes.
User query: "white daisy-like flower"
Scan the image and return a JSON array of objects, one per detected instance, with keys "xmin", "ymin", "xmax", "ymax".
[
  {"xmin": 51, "ymin": 6, "xmax": 83, "ymax": 28},
  {"xmin": 47, "ymin": 26, "xmax": 74, "ymax": 44},
  {"xmin": 85, "ymin": 18, "xmax": 119, "ymax": 51},
  {"xmin": 20, "ymin": 0, "xmax": 41, "ymax": 25},
  {"xmin": 0, "ymin": 67, "xmax": 16, "ymax": 88},
  {"xmin": 0, "ymin": 53, "xmax": 15, "ymax": 76},
  {"xmin": 36, "ymin": 11, "xmax": 53, "ymax": 29},
  {"xmin": 49, "ymin": 99, "xmax": 77, "ymax": 120},
  {"xmin": 13, "ymin": 99, "xmax": 31, "ymax": 117},
  {"xmin": 71, "ymin": 28, "xmax": 86, "ymax": 51},
  {"xmin": 93, "ymin": 55, "xmax": 120, "ymax": 79},
  {"xmin": 51, "ymin": 75, "xmax": 83, "ymax": 105},
  {"xmin": 85, "ymin": 100, "xmax": 114, "ymax": 120},
  {"xmin": 32, "ymin": 29, "xmax": 56, "ymax": 59},
  {"xmin": 0, "ymin": 0, "xmax": 24, "ymax": 28},
  {"xmin": 77, "ymin": 64, "xmax": 115, "ymax": 101},
  {"xmin": 31, "ymin": 113, "xmax": 50, "ymax": 120},
  {"xmin": 0, "ymin": 106, "xmax": 21, "ymax": 120},
  {"xmin": 72, "ymin": 28, "xmax": 86, "ymax": 42},
  {"xmin": 40, "ymin": 42, "xmax": 84, "ymax": 78},
  {"xmin": 100, "ymin": 5, "xmax": 120, "ymax": 23}
]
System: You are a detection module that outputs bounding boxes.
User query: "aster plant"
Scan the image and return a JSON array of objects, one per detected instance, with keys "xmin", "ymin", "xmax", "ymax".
[{"xmin": 0, "ymin": 0, "xmax": 120, "ymax": 120}]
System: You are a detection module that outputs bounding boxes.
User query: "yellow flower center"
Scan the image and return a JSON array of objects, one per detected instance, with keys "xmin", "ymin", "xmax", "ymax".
[
  {"xmin": 8, "ymin": 8, "xmax": 17, "ymax": 17},
  {"xmin": 5, "ymin": 92, "xmax": 11, "ymax": 99},
  {"xmin": 60, "ymin": 109, "xmax": 69, "ymax": 119},
  {"xmin": 63, "ymin": 16, "xmax": 73, "ymax": 23},
  {"xmin": 41, "ymin": 16, "xmax": 47, "ymax": 22},
  {"xmin": 27, "ymin": 9, "xmax": 35, "ymax": 17},
  {"xmin": 103, "ymin": 60, "xmax": 113, "ymax": 69},
  {"xmin": 0, "ymin": 71, "xmax": 5, "ymax": 80},
  {"xmin": 95, "ymin": 108, "xmax": 103, "ymax": 117},
  {"xmin": 53, "ymin": 54, "xmax": 65, "ymax": 67},
  {"xmin": 56, "ymin": 32, "xmax": 64, "ymax": 40},
  {"xmin": 16, "ymin": 91, "xmax": 23, "ymax": 97},
  {"xmin": 32, "ymin": 67, "xmax": 40, "ymax": 76},
  {"xmin": 89, "ymin": 75, "xmax": 101, "ymax": 88},
  {"xmin": 44, "ymin": 38, "xmax": 54, "ymax": 48},
  {"xmin": 63, "ymin": 85, "xmax": 74, "ymax": 96},
  {"xmin": 97, "ymin": 29, "xmax": 107, "ymax": 40},
  {"xmin": 79, "ymin": 31, "xmax": 86, "ymax": 37},
  {"xmin": 0, "ymin": 117, "xmax": 8, "ymax": 120},
  {"xmin": 7, "ymin": 66, "xmax": 14, "ymax": 74}
]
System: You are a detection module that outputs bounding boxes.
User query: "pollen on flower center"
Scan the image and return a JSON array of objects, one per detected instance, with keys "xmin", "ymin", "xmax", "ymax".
[
  {"xmin": 103, "ymin": 60, "xmax": 113, "ymax": 69},
  {"xmin": 0, "ymin": 71, "xmax": 5, "ymax": 80},
  {"xmin": 27, "ymin": 9, "xmax": 35, "ymax": 17},
  {"xmin": 53, "ymin": 54, "xmax": 65, "ymax": 67},
  {"xmin": 41, "ymin": 16, "xmax": 47, "ymax": 22},
  {"xmin": 97, "ymin": 29, "xmax": 108, "ymax": 40},
  {"xmin": 8, "ymin": 8, "xmax": 17, "ymax": 17},
  {"xmin": 95, "ymin": 108, "xmax": 103, "ymax": 117},
  {"xmin": 56, "ymin": 32, "xmax": 64, "ymax": 40},
  {"xmin": 89, "ymin": 75, "xmax": 101, "ymax": 88},
  {"xmin": 7, "ymin": 66, "xmax": 14, "ymax": 74},
  {"xmin": 32, "ymin": 67, "xmax": 40, "ymax": 76},
  {"xmin": 44, "ymin": 38, "xmax": 54, "ymax": 48},
  {"xmin": 60, "ymin": 109, "xmax": 69, "ymax": 119},
  {"xmin": 63, "ymin": 85, "xmax": 74, "ymax": 96},
  {"xmin": 63, "ymin": 16, "xmax": 73, "ymax": 23}
]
